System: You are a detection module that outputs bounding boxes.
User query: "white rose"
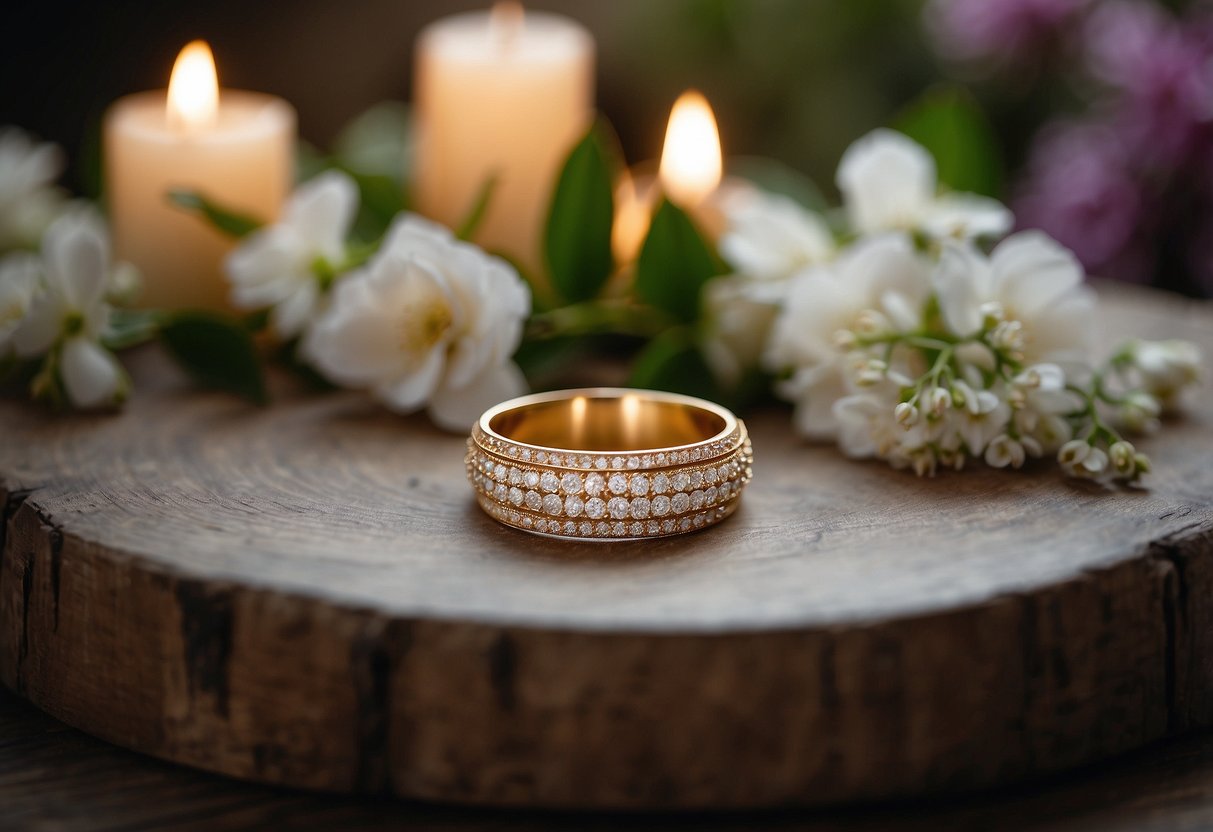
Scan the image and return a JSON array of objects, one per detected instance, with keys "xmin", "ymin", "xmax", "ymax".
[
  {"xmin": 303, "ymin": 214, "xmax": 531, "ymax": 431},
  {"xmin": 225, "ymin": 170, "xmax": 358, "ymax": 338}
]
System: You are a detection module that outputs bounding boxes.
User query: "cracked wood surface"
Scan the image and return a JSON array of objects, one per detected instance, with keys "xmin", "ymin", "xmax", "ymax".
[{"xmin": 0, "ymin": 283, "xmax": 1211, "ymax": 809}]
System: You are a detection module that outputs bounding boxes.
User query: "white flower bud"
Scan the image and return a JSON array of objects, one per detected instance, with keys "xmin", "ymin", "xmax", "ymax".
[
  {"xmin": 990, "ymin": 320, "xmax": 1025, "ymax": 357},
  {"xmin": 929, "ymin": 386, "xmax": 952, "ymax": 417},
  {"xmin": 1058, "ymin": 439, "xmax": 1091, "ymax": 468},
  {"xmin": 833, "ymin": 329, "xmax": 858, "ymax": 351},
  {"xmin": 1118, "ymin": 391, "xmax": 1162, "ymax": 433},
  {"xmin": 1109, "ymin": 440, "xmax": 1136, "ymax": 477},
  {"xmin": 979, "ymin": 301, "xmax": 1005, "ymax": 329},
  {"xmin": 949, "ymin": 382, "xmax": 967, "ymax": 410},
  {"xmin": 854, "ymin": 309, "xmax": 889, "ymax": 336},
  {"xmin": 1130, "ymin": 339, "xmax": 1202, "ymax": 412},
  {"xmin": 1080, "ymin": 446, "xmax": 1109, "ymax": 477},
  {"xmin": 855, "ymin": 358, "xmax": 887, "ymax": 387},
  {"xmin": 984, "ymin": 434, "xmax": 1026, "ymax": 469},
  {"xmin": 894, "ymin": 401, "xmax": 920, "ymax": 427},
  {"xmin": 106, "ymin": 261, "xmax": 142, "ymax": 305}
]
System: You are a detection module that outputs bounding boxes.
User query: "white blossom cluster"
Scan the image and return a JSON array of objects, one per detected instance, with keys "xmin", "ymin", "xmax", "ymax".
[
  {"xmin": 0, "ymin": 210, "xmax": 135, "ymax": 409},
  {"xmin": 0, "ymin": 129, "xmax": 133, "ymax": 409},
  {"xmin": 0, "ymin": 127, "xmax": 67, "ymax": 251},
  {"xmin": 713, "ymin": 129, "xmax": 1201, "ymax": 481},
  {"xmin": 225, "ymin": 172, "xmax": 531, "ymax": 431}
]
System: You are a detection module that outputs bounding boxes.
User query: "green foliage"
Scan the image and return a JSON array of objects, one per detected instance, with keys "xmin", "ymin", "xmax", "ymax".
[
  {"xmin": 627, "ymin": 328, "xmax": 720, "ymax": 401},
  {"xmin": 332, "ymin": 102, "xmax": 412, "ymax": 241},
  {"xmin": 158, "ymin": 311, "xmax": 267, "ymax": 404},
  {"xmin": 544, "ymin": 125, "xmax": 617, "ymax": 304},
  {"xmin": 167, "ymin": 191, "xmax": 263, "ymax": 239},
  {"xmin": 456, "ymin": 174, "xmax": 498, "ymax": 241},
  {"xmin": 332, "ymin": 101, "xmax": 413, "ymax": 180},
  {"xmin": 102, "ymin": 308, "xmax": 163, "ymax": 351},
  {"xmin": 635, "ymin": 199, "xmax": 721, "ymax": 323},
  {"xmin": 894, "ymin": 85, "xmax": 1003, "ymax": 197}
]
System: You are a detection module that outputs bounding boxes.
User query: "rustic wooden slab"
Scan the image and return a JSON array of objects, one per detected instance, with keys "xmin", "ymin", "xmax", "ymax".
[{"xmin": 1, "ymin": 284, "xmax": 1212, "ymax": 809}]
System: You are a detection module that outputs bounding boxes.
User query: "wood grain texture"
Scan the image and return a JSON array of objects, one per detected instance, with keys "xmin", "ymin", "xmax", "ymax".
[
  {"xmin": 5, "ymin": 686, "xmax": 1213, "ymax": 832},
  {"xmin": 1, "ymin": 283, "xmax": 1212, "ymax": 809}
]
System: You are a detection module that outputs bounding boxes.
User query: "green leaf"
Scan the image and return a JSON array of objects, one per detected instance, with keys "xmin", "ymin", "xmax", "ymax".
[
  {"xmin": 103, "ymin": 308, "xmax": 164, "ymax": 351},
  {"xmin": 544, "ymin": 125, "xmax": 617, "ymax": 304},
  {"xmin": 275, "ymin": 340, "xmax": 338, "ymax": 392},
  {"xmin": 635, "ymin": 199, "xmax": 721, "ymax": 323},
  {"xmin": 348, "ymin": 170, "xmax": 406, "ymax": 239},
  {"xmin": 893, "ymin": 85, "xmax": 1002, "ymax": 197},
  {"xmin": 168, "ymin": 191, "xmax": 264, "ymax": 239},
  {"xmin": 456, "ymin": 173, "xmax": 499, "ymax": 241},
  {"xmin": 332, "ymin": 102, "xmax": 413, "ymax": 237},
  {"xmin": 242, "ymin": 307, "xmax": 272, "ymax": 333},
  {"xmin": 512, "ymin": 335, "xmax": 590, "ymax": 389},
  {"xmin": 627, "ymin": 328, "xmax": 720, "ymax": 401},
  {"xmin": 159, "ymin": 311, "xmax": 267, "ymax": 404},
  {"xmin": 333, "ymin": 102, "xmax": 412, "ymax": 183}
]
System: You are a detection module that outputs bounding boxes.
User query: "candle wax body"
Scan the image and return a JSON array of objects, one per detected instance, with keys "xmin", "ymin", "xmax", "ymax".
[
  {"xmin": 104, "ymin": 91, "xmax": 295, "ymax": 310},
  {"xmin": 414, "ymin": 11, "xmax": 594, "ymax": 277}
]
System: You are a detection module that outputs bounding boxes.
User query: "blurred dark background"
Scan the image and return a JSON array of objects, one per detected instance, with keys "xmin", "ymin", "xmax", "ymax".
[
  {"xmin": 5, "ymin": 0, "xmax": 1212, "ymax": 295},
  {"xmin": 1, "ymin": 0, "xmax": 935, "ymax": 192}
]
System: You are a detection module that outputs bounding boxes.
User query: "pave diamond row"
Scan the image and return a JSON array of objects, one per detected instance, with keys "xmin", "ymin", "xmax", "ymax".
[
  {"xmin": 476, "ymin": 495, "xmax": 741, "ymax": 539},
  {"xmin": 469, "ymin": 422, "xmax": 745, "ymax": 473},
  {"xmin": 466, "ymin": 432, "xmax": 753, "ymax": 539}
]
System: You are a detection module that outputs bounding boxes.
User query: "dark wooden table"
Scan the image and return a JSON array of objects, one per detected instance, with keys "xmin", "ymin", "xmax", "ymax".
[{"xmin": 4, "ymin": 684, "xmax": 1213, "ymax": 831}]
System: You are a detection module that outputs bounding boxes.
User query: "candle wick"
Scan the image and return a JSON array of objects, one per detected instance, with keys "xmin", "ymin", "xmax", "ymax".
[{"xmin": 490, "ymin": 1, "xmax": 525, "ymax": 52}]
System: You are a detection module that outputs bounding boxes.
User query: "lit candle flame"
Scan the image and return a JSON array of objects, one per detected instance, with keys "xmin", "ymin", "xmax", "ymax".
[
  {"xmin": 491, "ymin": 1, "xmax": 525, "ymax": 51},
  {"xmin": 167, "ymin": 40, "xmax": 219, "ymax": 134},
  {"xmin": 658, "ymin": 90, "xmax": 722, "ymax": 207}
]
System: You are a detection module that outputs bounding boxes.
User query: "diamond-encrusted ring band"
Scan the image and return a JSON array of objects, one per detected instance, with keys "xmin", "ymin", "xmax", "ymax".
[{"xmin": 467, "ymin": 388, "xmax": 753, "ymax": 540}]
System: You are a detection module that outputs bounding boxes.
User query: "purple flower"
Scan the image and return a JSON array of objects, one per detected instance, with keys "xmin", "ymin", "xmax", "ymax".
[
  {"xmin": 1084, "ymin": 1, "xmax": 1213, "ymax": 166},
  {"xmin": 1013, "ymin": 122, "xmax": 1144, "ymax": 277},
  {"xmin": 925, "ymin": 0, "xmax": 1090, "ymax": 63}
]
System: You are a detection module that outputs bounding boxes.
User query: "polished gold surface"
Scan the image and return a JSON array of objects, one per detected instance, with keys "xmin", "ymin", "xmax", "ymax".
[
  {"xmin": 488, "ymin": 392, "xmax": 727, "ymax": 451},
  {"xmin": 467, "ymin": 388, "xmax": 752, "ymax": 541}
]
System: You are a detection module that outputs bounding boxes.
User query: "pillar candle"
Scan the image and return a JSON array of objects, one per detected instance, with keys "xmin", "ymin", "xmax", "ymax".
[
  {"xmin": 413, "ymin": 3, "xmax": 594, "ymax": 276},
  {"xmin": 104, "ymin": 41, "xmax": 295, "ymax": 310}
]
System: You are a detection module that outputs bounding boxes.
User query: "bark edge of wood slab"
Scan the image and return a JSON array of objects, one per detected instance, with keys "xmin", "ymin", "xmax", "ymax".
[{"xmin": 2, "ymin": 283, "xmax": 1212, "ymax": 809}]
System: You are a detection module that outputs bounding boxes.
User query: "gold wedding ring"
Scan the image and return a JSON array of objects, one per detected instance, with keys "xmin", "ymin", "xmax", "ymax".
[{"xmin": 467, "ymin": 388, "xmax": 752, "ymax": 540}]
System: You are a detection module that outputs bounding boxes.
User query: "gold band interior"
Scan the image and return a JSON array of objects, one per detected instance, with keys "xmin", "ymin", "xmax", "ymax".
[{"xmin": 488, "ymin": 394, "xmax": 727, "ymax": 452}]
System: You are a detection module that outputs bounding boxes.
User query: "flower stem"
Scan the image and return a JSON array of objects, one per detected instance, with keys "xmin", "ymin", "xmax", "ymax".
[{"xmin": 526, "ymin": 300, "xmax": 669, "ymax": 341}]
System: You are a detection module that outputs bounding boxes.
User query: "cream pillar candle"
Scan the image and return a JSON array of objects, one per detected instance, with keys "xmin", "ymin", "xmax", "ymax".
[
  {"xmin": 104, "ymin": 41, "xmax": 295, "ymax": 310},
  {"xmin": 413, "ymin": 3, "xmax": 594, "ymax": 276}
]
